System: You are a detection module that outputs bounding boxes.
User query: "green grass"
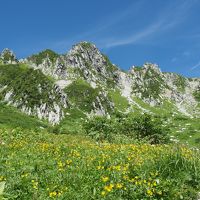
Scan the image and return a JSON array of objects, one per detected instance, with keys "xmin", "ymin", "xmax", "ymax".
[
  {"xmin": 108, "ymin": 90, "xmax": 129, "ymax": 112},
  {"xmin": 0, "ymin": 129, "xmax": 200, "ymax": 199},
  {"xmin": 168, "ymin": 116, "xmax": 200, "ymax": 148},
  {"xmin": 132, "ymin": 97, "xmax": 179, "ymax": 116},
  {"xmin": 64, "ymin": 79, "xmax": 112, "ymax": 113},
  {"xmin": 0, "ymin": 103, "xmax": 48, "ymax": 130},
  {"xmin": 54, "ymin": 108, "xmax": 86, "ymax": 134},
  {"xmin": 131, "ymin": 97, "xmax": 200, "ymax": 148}
]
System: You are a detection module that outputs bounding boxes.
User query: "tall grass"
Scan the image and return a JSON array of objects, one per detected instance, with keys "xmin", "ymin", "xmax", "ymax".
[{"xmin": 0, "ymin": 128, "xmax": 200, "ymax": 199}]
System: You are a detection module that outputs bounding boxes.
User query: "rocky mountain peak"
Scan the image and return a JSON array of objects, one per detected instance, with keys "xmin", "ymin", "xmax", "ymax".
[
  {"xmin": 58, "ymin": 41, "xmax": 119, "ymax": 87},
  {"xmin": 71, "ymin": 41, "xmax": 96, "ymax": 51},
  {"xmin": 129, "ymin": 63, "xmax": 162, "ymax": 77},
  {"xmin": 67, "ymin": 41, "xmax": 107, "ymax": 68},
  {"xmin": 143, "ymin": 62, "xmax": 161, "ymax": 73}
]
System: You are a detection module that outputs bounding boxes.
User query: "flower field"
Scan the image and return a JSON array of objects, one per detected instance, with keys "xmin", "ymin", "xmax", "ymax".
[{"xmin": 0, "ymin": 128, "xmax": 200, "ymax": 199}]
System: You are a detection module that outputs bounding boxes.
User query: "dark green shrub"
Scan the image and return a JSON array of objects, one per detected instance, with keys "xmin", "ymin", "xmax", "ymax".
[
  {"xmin": 83, "ymin": 113, "xmax": 170, "ymax": 144},
  {"xmin": 84, "ymin": 116, "xmax": 115, "ymax": 142},
  {"xmin": 131, "ymin": 114, "xmax": 170, "ymax": 144}
]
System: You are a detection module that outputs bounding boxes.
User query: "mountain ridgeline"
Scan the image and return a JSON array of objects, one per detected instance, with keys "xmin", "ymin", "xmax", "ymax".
[{"xmin": 0, "ymin": 42, "xmax": 200, "ymax": 124}]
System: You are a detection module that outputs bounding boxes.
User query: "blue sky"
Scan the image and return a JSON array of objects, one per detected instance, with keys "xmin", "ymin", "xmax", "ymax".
[{"xmin": 1, "ymin": 0, "xmax": 200, "ymax": 77}]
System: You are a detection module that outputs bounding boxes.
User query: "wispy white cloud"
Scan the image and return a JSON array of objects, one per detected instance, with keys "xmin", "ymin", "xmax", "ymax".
[
  {"xmin": 53, "ymin": 0, "xmax": 198, "ymax": 51},
  {"xmin": 98, "ymin": 0, "xmax": 198, "ymax": 49},
  {"xmin": 98, "ymin": 21, "xmax": 163, "ymax": 48},
  {"xmin": 191, "ymin": 61, "xmax": 200, "ymax": 70},
  {"xmin": 53, "ymin": 1, "xmax": 144, "ymax": 51}
]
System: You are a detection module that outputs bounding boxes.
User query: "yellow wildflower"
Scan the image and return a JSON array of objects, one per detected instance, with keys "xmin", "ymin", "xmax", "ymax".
[
  {"xmin": 49, "ymin": 191, "xmax": 57, "ymax": 197},
  {"xmin": 104, "ymin": 184, "xmax": 114, "ymax": 192},
  {"xmin": 57, "ymin": 161, "xmax": 63, "ymax": 168},
  {"xmin": 115, "ymin": 165, "xmax": 121, "ymax": 171},
  {"xmin": 32, "ymin": 181, "xmax": 38, "ymax": 190},
  {"xmin": 153, "ymin": 181, "xmax": 157, "ymax": 186},
  {"xmin": 102, "ymin": 176, "xmax": 109, "ymax": 182},
  {"xmin": 66, "ymin": 159, "xmax": 72, "ymax": 165},
  {"xmin": 101, "ymin": 191, "xmax": 106, "ymax": 196},
  {"xmin": 116, "ymin": 183, "xmax": 123, "ymax": 189},
  {"xmin": 147, "ymin": 189, "xmax": 153, "ymax": 196}
]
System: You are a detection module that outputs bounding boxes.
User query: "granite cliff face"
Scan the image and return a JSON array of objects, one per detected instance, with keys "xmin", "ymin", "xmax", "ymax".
[{"xmin": 0, "ymin": 42, "xmax": 200, "ymax": 124}]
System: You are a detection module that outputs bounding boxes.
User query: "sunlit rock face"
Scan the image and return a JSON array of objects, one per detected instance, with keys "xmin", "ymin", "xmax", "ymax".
[
  {"xmin": 23, "ymin": 42, "xmax": 200, "ymax": 118},
  {"xmin": 1, "ymin": 41, "xmax": 199, "ymax": 124}
]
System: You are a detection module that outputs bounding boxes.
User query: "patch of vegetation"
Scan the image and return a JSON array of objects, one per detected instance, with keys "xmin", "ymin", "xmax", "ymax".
[
  {"xmin": 0, "ymin": 49, "xmax": 17, "ymax": 63},
  {"xmin": 174, "ymin": 75, "xmax": 187, "ymax": 92},
  {"xmin": 144, "ymin": 69, "xmax": 165, "ymax": 98},
  {"xmin": 102, "ymin": 54, "xmax": 118, "ymax": 73},
  {"xmin": 169, "ymin": 116, "xmax": 200, "ymax": 148},
  {"xmin": 193, "ymin": 88, "xmax": 200, "ymax": 102},
  {"xmin": 84, "ymin": 113, "xmax": 170, "ymax": 144},
  {"xmin": 106, "ymin": 78, "xmax": 116, "ymax": 88},
  {"xmin": 108, "ymin": 89, "xmax": 129, "ymax": 111},
  {"xmin": 0, "ymin": 64, "xmax": 63, "ymax": 110},
  {"xmin": 53, "ymin": 108, "xmax": 86, "ymax": 134},
  {"xmin": 28, "ymin": 49, "xmax": 59, "ymax": 65},
  {"xmin": 132, "ymin": 97, "xmax": 179, "ymax": 116},
  {"xmin": 64, "ymin": 79, "xmax": 100, "ymax": 112},
  {"xmin": 0, "ymin": 128, "xmax": 200, "ymax": 199},
  {"xmin": 0, "ymin": 102, "xmax": 48, "ymax": 130}
]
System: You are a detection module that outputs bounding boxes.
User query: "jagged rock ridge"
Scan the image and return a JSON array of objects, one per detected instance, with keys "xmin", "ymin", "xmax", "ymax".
[{"xmin": 0, "ymin": 41, "xmax": 200, "ymax": 124}]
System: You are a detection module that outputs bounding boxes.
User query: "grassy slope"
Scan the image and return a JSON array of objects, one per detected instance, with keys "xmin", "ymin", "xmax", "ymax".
[
  {"xmin": 0, "ymin": 129, "xmax": 200, "ymax": 199},
  {"xmin": 132, "ymin": 97, "xmax": 179, "ymax": 116},
  {"xmin": 169, "ymin": 116, "xmax": 200, "ymax": 148},
  {"xmin": 55, "ymin": 108, "xmax": 86, "ymax": 134},
  {"xmin": 0, "ymin": 63, "xmax": 199, "ymax": 199},
  {"xmin": 131, "ymin": 97, "xmax": 200, "ymax": 148},
  {"xmin": 0, "ymin": 103, "xmax": 48, "ymax": 130},
  {"xmin": 108, "ymin": 89, "xmax": 129, "ymax": 112}
]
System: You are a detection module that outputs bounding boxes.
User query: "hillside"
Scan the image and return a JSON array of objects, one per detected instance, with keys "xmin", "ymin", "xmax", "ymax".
[
  {"xmin": 0, "ymin": 43, "xmax": 200, "ymax": 145},
  {"xmin": 1, "ymin": 42, "xmax": 200, "ymax": 124},
  {"xmin": 0, "ymin": 43, "xmax": 200, "ymax": 200}
]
